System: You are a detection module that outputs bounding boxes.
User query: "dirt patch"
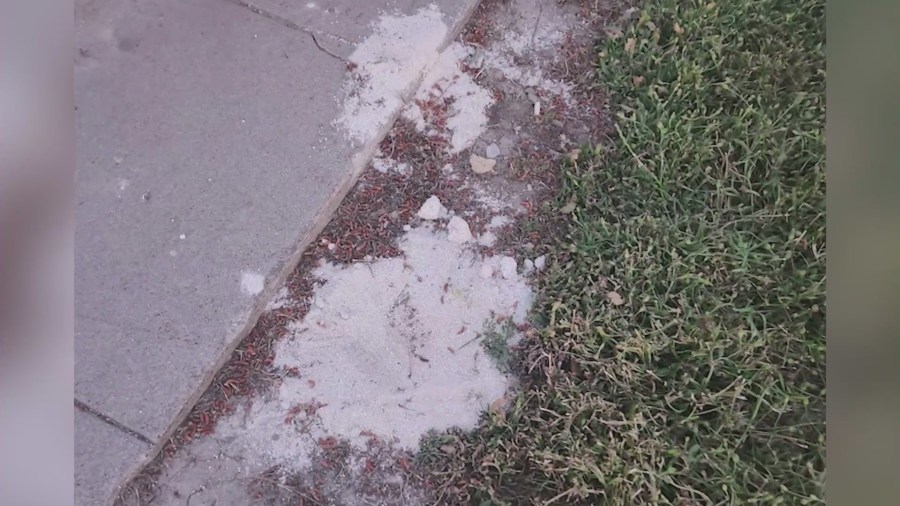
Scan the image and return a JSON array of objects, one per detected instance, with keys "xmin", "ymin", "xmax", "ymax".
[{"xmin": 247, "ymin": 437, "xmax": 428, "ymax": 506}]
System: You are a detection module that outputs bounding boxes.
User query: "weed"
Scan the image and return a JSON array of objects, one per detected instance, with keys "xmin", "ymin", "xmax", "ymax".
[{"xmin": 478, "ymin": 317, "xmax": 519, "ymax": 374}]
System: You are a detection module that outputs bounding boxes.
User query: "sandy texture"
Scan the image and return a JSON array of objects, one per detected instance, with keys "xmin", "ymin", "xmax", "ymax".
[
  {"xmin": 210, "ymin": 225, "xmax": 531, "ymax": 470},
  {"xmin": 337, "ymin": 6, "xmax": 448, "ymax": 144},
  {"xmin": 403, "ymin": 42, "xmax": 495, "ymax": 153}
]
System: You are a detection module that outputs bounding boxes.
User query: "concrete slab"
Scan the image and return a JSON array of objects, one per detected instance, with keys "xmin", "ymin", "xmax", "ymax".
[
  {"xmin": 76, "ymin": 410, "xmax": 151, "ymax": 506},
  {"xmin": 75, "ymin": 0, "xmax": 478, "ymax": 503},
  {"xmin": 76, "ymin": 0, "xmax": 350, "ymax": 441},
  {"xmin": 247, "ymin": 0, "xmax": 475, "ymax": 46}
]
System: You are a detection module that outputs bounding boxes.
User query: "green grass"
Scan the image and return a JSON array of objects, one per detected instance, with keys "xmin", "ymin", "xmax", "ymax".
[
  {"xmin": 421, "ymin": 0, "xmax": 825, "ymax": 504},
  {"xmin": 479, "ymin": 318, "xmax": 519, "ymax": 374}
]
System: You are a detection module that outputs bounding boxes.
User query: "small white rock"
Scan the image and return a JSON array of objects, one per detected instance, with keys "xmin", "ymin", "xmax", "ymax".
[
  {"xmin": 485, "ymin": 143, "xmax": 501, "ymax": 159},
  {"xmin": 327, "ymin": 242, "xmax": 336, "ymax": 251},
  {"xmin": 499, "ymin": 256, "xmax": 518, "ymax": 279},
  {"xmin": 417, "ymin": 195, "xmax": 445, "ymax": 220},
  {"xmin": 441, "ymin": 163, "xmax": 454, "ymax": 174},
  {"xmin": 523, "ymin": 258, "xmax": 535, "ymax": 274},
  {"xmin": 447, "ymin": 216, "xmax": 473, "ymax": 244},
  {"xmin": 534, "ymin": 101, "xmax": 541, "ymax": 116},
  {"xmin": 479, "ymin": 264, "xmax": 494, "ymax": 279},
  {"xmin": 314, "ymin": 297, "xmax": 326, "ymax": 309},
  {"xmin": 179, "ymin": 233, "xmax": 186, "ymax": 240},
  {"xmin": 470, "ymin": 154, "xmax": 497, "ymax": 174},
  {"xmin": 534, "ymin": 255, "xmax": 546, "ymax": 271},
  {"xmin": 403, "ymin": 224, "xmax": 412, "ymax": 231}
]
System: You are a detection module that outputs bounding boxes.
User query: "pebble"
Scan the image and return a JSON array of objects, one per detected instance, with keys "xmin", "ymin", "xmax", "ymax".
[
  {"xmin": 534, "ymin": 255, "xmax": 546, "ymax": 271},
  {"xmin": 469, "ymin": 154, "xmax": 496, "ymax": 174},
  {"xmin": 417, "ymin": 195, "xmax": 445, "ymax": 220},
  {"xmin": 499, "ymin": 256, "xmax": 518, "ymax": 279},
  {"xmin": 485, "ymin": 143, "xmax": 501, "ymax": 159},
  {"xmin": 447, "ymin": 216, "xmax": 473, "ymax": 244},
  {"xmin": 523, "ymin": 258, "xmax": 535, "ymax": 275}
]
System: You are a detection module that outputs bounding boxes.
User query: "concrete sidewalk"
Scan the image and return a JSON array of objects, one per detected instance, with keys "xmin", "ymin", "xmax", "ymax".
[{"xmin": 74, "ymin": 0, "xmax": 477, "ymax": 503}]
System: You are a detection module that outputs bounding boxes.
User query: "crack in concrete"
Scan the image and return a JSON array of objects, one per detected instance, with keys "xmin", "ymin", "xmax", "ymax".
[
  {"xmin": 75, "ymin": 398, "xmax": 155, "ymax": 445},
  {"xmin": 309, "ymin": 32, "xmax": 347, "ymax": 63},
  {"xmin": 229, "ymin": 0, "xmax": 353, "ymax": 63}
]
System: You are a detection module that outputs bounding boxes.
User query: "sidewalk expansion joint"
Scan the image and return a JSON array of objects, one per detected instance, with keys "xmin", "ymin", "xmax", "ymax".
[{"xmin": 75, "ymin": 399, "xmax": 155, "ymax": 446}]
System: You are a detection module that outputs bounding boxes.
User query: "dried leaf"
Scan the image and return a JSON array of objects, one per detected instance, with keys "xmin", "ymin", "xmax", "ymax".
[
  {"xmin": 606, "ymin": 291, "xmax": 625, "ymax": 306},
  {"xmin": 674, "ymin": 22, "xmax": 684, "ymax": 35},
  {"xmin": 560, "ymin": 201, "xmax": 577, "ymax": 214},
  {"xmin": 568, "ymin": 149, "xmax": 581, "ymax": 162},
  {"xmin": 624, "ymin": 37, "xmax": 637, "ymax": 55},
  {"xmin": 632, "ymin": 75, "xmax": 645, "ymax": 86},
  {"xmin": 440, "ymin": 444, "xmax": 457, "ymax": 455}
]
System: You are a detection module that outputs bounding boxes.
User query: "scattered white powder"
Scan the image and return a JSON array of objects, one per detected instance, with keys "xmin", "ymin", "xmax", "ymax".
[
  {"xmin": 241, "ymin": 271, "xmax": 265, "ymax": 296},
  {"xmin": 372, "ymin": 156, "xmax": 409, "ymax": 174},
  {"xmin": 481, "ymin": 49, "xmax": 573, "ymax": 99},
  {"xmin": 489, "ymin": 215, "xmax": 512, "ymax": 229},
  {"xmin": 470, "ymin": 184, "xmax": 518, "ymax": 212},
  {"xmin": 497, "ymin": 10, "xmax": 565, "ymax": 54},
  {"xmin": 483, "ymin": 0, "xmax": 577, "ymax": 100},
  {"xmin": 336, "ymin": 6, "xmax": 448, "ymax": 144},
  {"xmin": 478, "ymin": 231, "xmax": 497, "ymax": 246},
  {"xmin": 267, "ymin": 286, "xmax": 293, "ymax": 310},
  {"xmin": 212, "ymin": 226, "xmax": 532, "ymax": 469},
  {"xmin": 403, "ymin": 42, "xmax": 495, "ymax": 153}
]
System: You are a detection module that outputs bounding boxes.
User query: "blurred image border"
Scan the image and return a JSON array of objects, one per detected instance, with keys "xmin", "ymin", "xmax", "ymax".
[{"xmin": 826, "ymin": 0, "xmax": 900, "ymax": 504}]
